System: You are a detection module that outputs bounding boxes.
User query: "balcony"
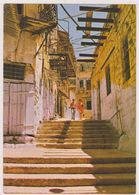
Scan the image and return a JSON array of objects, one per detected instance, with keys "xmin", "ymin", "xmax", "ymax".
[
  {"xmin": 39, "ymin": 4, "xmax": 57, "ymax": 23},
  {"xmin": 20, "ymin": 4, "xmax": 57, "ymax": 34}
]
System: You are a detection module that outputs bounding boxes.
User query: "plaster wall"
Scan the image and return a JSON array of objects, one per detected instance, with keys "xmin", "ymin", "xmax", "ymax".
[{"xmin": 91, "ymin": 5, "xmax": 136, "ymax": 153}]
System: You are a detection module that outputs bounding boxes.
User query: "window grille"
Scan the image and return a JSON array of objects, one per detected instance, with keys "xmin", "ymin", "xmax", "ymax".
[
  {"xmin": 86, "ymin": 100, "xmax": 92, "ymax": 110},
  {"xmin": 80, "ymin": 65, "xmax": 84, "ymax": 72},
  {"xmin": 4, "ymin": 64, "xmax": 25, "ymax": 80},
  {"xmin": 122, "ymin": 36, "xmax": 130, "ymax": 81},
  {"xmin": 17, "ymin": 4, "xmax": 23, "ymax": 15},
  {"xmin": 80, "ymin": 80, "xmax": 84, "ymax": 88},
  {"xmin": 86, "ymin": 79, "xmax": 91, "ymax": 90},
  {"xmin": 106, "ymin": 65, "xmax": 111, "ymax": 95}
]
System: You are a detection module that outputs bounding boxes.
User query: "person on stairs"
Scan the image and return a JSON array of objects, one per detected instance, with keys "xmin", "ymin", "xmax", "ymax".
[
  {"xmin": 70, "ymin": 99, "xmax": 76, "ymax": 120},
  {"xmin": 77, "ymin": 99, "xmax": 84, "ymax": 120}
]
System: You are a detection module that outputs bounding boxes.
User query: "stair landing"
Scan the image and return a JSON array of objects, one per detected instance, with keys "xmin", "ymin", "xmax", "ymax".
[{"xmin": 3, "ymin": 144, "xmax": 136, "ymax": 194}]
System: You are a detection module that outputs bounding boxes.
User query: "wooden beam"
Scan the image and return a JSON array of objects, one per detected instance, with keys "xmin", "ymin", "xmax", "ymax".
[
  {"xmin": 77, "ymin": 26, "xmax": 111, "ymax": 32},
  {"xmin": 81, "ymin": 42, "xmax": 103, "ymax": 46},
  {"xmin": 85, "ymin": 11, "xmax": 93, "ymax": 36},
  {"xmin": 77, "ymin": 59, "xmax": 96, "ymax": 62},
  {"xmin": 78, "ymin": 17, "xmax": 114, "ymax": 23},
  {"xmin": 79, "ymin": 6, "xmax": 120, "ymax": 13},
  {"xmin": 79, "ymin": 53, "xmax": 98, "ymax": 57},
  {"xmin": 48, "ymin": 53, "xmax": 67, "ymax": 56},
  {"xmin": 49, "ymin": 59, "xmax": 66, "ymax": 62},
  {"xmin": 82, "ymin": 35, "xmax": 107, "ymax": 40}
]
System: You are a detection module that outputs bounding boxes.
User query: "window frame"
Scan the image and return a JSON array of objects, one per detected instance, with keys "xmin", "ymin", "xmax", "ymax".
[
  {"xmin": 122, "ymin": 35, "xmax": 131, "ymax": 82},
  {"xmin": 86, "ymin": 99, "xmax": 92, "ymax": 110},
  {"xmin": 4, "ymin": 63, "xmax": 25, "ymax": 81},
  {"xmin": 79, "ymin": 80, "xmax": 84, "ymax": 88},
  {"xmin": 86, "ymin": 79, "xmax": 91, "ymax": 90},
  {"xmin": 105, "ymin": 64, "xmax": 111, "ymax": 96}
]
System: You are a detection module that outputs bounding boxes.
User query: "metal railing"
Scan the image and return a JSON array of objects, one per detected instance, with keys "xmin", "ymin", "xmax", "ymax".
[{"xmin": 39, "ymin": 4, "xmax": 57, "ymax": 22}]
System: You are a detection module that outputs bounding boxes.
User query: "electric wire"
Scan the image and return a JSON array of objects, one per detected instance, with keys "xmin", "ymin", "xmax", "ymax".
[
  {"xmin": 60, "ymin": 4, "xmax": 95, "ymax": 43},
  {"xmin": 58, "ymin": 12, "xmax": 86, "ymax": 20}
]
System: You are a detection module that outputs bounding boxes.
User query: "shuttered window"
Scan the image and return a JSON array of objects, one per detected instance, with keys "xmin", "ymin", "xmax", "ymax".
[
  {"xmin": 4, "ymin": 64, "xmax": 25, "ymax": 80},
  {"xmin": 122, "ymin": 36, "xmax": 130, "ymax": 81},
  {"xmin": 86, "ymin": 79, "xmax": 91, "ymax": 90},
  {"xmin": 86, "ymin": 100, "xmax": 92, "ymax": 110},
  {"xmin": 80, "ymin": 80, "xmax": 84, "ymax": 88},
  {"xmin": 106, "ymin": 65, "xmax": 111, "ymax": 95}
]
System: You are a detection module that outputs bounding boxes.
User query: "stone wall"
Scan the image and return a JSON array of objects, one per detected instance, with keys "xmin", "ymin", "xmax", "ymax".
[
  {"xmin": 91, "ymin": 5, "xmax": 136, "ymax": 153},
  {"xmin": 4, "ymin": 4, "xmax": 58, "ymax": 137}
]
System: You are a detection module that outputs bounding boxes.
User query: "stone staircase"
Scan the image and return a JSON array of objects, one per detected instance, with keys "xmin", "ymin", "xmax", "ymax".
[
  {"xmin": 3, "ymin": 120, "xmax": 136, "ymax": 194},
  {"xmin": 36, "ymin": 120, "xmax": 119, "ymax": 149}
]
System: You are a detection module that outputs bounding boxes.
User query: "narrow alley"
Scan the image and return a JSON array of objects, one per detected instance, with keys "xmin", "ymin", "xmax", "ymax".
[{"xmin": 3, "ymin": 4, "xmax": 136, "ymax": 194}]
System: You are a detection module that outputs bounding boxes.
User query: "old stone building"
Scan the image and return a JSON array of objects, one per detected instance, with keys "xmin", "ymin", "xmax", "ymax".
[
  {"xmin": 49, "ymin": 29, "xmax": 76, "ymax": 119},
  {"xmin": 91, "ymin": 5, "xmax": 136, "ymax": 153},
  {"xmin": 3, "ymin": 4, "xmax": 136, "ymax": 194},
  {"xmin": 3, "ymin": 4, "xmax": 76, "ymax": 142},
  {"xmin": 76, "ymin": 62, "xmax": 92, "ymax": 118}
]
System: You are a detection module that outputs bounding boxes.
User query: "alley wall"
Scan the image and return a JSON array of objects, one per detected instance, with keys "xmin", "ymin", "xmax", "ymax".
[{"xmin": 91, "ymin": 5, "xmax": 136, "ymax": 153}]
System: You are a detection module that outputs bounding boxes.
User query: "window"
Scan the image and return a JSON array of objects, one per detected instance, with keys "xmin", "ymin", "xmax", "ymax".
[
  {"xmin": 80, "ymin": 65, "xmax": 84, "ymax": 72},
  {"xmin": 4, "ymin": 64, "xmax": 25, "ymax": 80},
  {"xmin": 86, "ymin": 79, "xmax": 91, "ymax": 90},
  {"xmin": 69, "ymin": 78, "xmax": 76, "ymax": 85},
  {"xmin": 17, "ymin": 4, "xmax": 23, "ymax": 15},
  {"xmin": 106, "ymin": 65, "xmax": 111, "ymax": 95},
  {"xmin": 79, "ymin": 80, "xmax": 83, "ymax": 88},
  {"xmin": 122, "ymin": 36, "xmax": 130, "ymax": 81},
  {"xmin": 86, "ymin": 100, "xmax": 92, "ymax": 110}
]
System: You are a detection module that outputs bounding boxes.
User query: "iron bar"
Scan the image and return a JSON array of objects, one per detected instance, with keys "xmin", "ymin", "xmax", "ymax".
[
  {"xmin": 81, "ymin": 42, "xmax": 103, "ymax": 46},
  {"xmin": 60, "ymin": 4, "xmax": 95, "ymax": 43},
  {"xmin": 79, "ymin": 6, "xmax": 120, "ymax": 13},
  {"xmin": 48, "ymin": 53, "xmax": 67, "ymax": 56},
  {"xmin": 49, "ymin": 59, "xmax": 67, "ymax": 62},
  {"xmin": 77, "ymin": 59, "xmax": 96, "ymax": 62},
  {"xmin": 83, "ymin": 35, "xmax": 107, "ymax": 40},
  {"xmin": 77, "ymin": 26, "xmax": 111, "ymax": 32},
  {"xmin": 79, "ymin": 53, "xmax": 98, "ymax": 57},
  {"xmin": 78, "ymin": 17, "xmax": 114, "ymax": 23}
]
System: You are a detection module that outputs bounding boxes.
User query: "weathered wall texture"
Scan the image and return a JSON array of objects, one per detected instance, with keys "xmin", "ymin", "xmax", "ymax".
[
  {"xmin": 4, "ymin": 4, "xmax": 58, "ymax": 139},
  {"xmin": 91, "ymin": 5, "xmax": 136, "ymax": 153}
]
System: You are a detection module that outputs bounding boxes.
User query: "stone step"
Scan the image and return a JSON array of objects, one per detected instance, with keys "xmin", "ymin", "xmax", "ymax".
[
  {"xmin": 36, "ymin": 143, "xmax": 118, "ymax": 149},
  {"xmin": 36, "ymin": 137, "xmax": 118, "ymax": 144},
  {"xmin": 36, "ymin": 133, "xmax": 119, "ymax": 139},
  {"xmin": 3, "ymin": 185, "xmax": 136, "ymax": 194},
  {"xmin": 40, "ymin": 126, "xmax": 112, "ymax": 130},
  {"xmin": 4, "ymin": 163, "xmax": 135, "ymax": 174},
  {"xmin": 4, "ymin": 173, "xmax": 135, "ymax": 187},
  {"xmin": 43, "ymin": 120, "xmax": 110, "ymax": 124},
  {"xmin": 37, "ymin": 129, "xmax": 115, "ymax": 135},
  {"xmin": 41, "ymin": 122, "xmax": 111, "ymax": 125},
  {"xmin": 4, "ymin": 156, "xmax": 136, "ymax": 164},
  {"xmin": 41, "ymin": 124, "xmax": 111, "ymax": 127}
]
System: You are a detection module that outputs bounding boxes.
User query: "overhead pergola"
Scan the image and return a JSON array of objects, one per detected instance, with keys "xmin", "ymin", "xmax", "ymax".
[
  {"xmin": 78, "ymin": 17, "xmax": 114, "ymax": 23},
  {"xmin": 49, "ymin": 53, "xmax": 76, "ymax": 78},
  {"xmin": 79, "ymin": 54, "xmax": 98, "ymax": 57},
  {"xmin": 79, "ymin": 6, "xmax": 120, "ymax": 12},
  {"xmin": 76, "ymin": 5, "xmax": 120, "ymax": 64},
  {"xmin": 81, "ymin": 42, "xmax": 103, "ymax": 46},
  {"xmin": 82, "ymin": 35, "xmax": 107, "ymax": 40},
  {"xmin": 77, "ymin": 59, "xmax": 96, "ymax": 63}
]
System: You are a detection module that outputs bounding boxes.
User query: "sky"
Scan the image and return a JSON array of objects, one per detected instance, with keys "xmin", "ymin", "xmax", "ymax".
[{"xmin": 57, "ymin": 4, "xmax": 108, "ymax": 59}]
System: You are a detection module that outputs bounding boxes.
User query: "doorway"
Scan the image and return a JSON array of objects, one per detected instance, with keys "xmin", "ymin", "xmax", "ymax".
[{"xmin": 3, "ymin": 82, "xmax": 35, "ymax": 135}]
